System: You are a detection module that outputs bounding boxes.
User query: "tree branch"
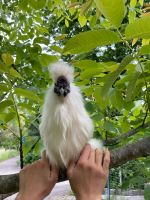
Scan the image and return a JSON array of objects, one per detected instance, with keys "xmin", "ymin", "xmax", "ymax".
[
  {"xmin": 11, "ymin": 92, "xmax": 24, "ymax": 169},
  {"xmin": 110, "ymin": 136, "xmax": 150, "ymax": 167},
  {"xmin": 1, "ymin": 136, "xmax": 150, "ymax": 194},
  {"xmin": 142, "ymin": 108, "xmax": 149, "ymax": 126},
  {"xmin": 0, "ymin": 124, "xmax": 20, "ymax": 140},
  {"xmin": 0, "ymin": 174, "xmax": 19, "ymax": 194},
  {"xmin": 3, "ymin": 76, "xmax": 24, "ymax": 169},
  {"xmin": 27, "ymin": 136, "xmax": 41, "ymax": 154},
  {"xmin": 104, "ymin": 122, "xmax": 149, "ymax": 146}
]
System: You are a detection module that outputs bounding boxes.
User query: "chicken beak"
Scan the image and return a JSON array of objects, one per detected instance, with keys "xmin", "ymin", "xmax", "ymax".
[{"xmin": 60, "ymin": 88, "xmax": 65, "ymax": 96}]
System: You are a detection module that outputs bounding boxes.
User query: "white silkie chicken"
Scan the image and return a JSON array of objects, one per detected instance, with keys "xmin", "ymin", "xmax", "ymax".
[{"xmin": 39, "ymin": 61, "xmax": 103, "ymax": 168}]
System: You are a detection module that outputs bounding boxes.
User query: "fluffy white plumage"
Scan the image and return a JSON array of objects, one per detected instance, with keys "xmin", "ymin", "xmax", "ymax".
[
  {"xmin": 50, "ymin": 62, "xmax": 74, "ymax": 83},
  {"xmin": 39, "ymin": 61, "xmax": 103, "ymax": 168}
]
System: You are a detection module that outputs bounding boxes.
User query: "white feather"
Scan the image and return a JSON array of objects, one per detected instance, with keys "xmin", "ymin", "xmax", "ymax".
[
  {"xmin": 39, "ymin": 61, "xmax": 103, "ymax": 168},
  {"xmin": 50, "ymin": 61, "xmax": 74, "ymax": 83},
  {"xmin": 88, "ymin": 138, "xmax": 103, "ymax": 150}
]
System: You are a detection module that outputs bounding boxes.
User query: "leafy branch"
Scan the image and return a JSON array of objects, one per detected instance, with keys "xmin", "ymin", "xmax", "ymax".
[
  {"xmin": 27, "ymin": 136, "xmax": 41, "ymax": 154},
  {"xmin": 105, "ymin": 107, "xmax": 149, "ymax": 145},
  {"xmin": 117, "ymin": 29, "xmax": 149, "ymax": 110},
  {"xmin": 3, "ymin": 75, "xmax": 24, "ymax": 168},
  {"xmin": 104, "ymin": 121, "xmax": 149, "ymax": 146},
  {"xmin": 11, "ymin": 90, "xmax": 24, "ymax": 168},
  {"xmin": 0, "ymin": 123, "xmax": 19, "ymax": 140},
  {"xmin": 142, "ymin": 108, "xmax": 149, "ymax": 126}
]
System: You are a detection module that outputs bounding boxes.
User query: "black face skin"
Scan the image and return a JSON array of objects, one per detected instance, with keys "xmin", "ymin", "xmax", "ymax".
[{"xmin": 54, "ymin": 76, "xmax": 70, "ymax": 97}]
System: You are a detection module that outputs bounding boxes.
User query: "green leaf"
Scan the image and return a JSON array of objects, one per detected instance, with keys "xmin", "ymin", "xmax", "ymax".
[
  {"xmin": 124, "ymin": 101, "xmax": 134, "ymax": 111},
  {"xmin": 128, "ymin": 10, "xmax": 136, "ymax": 23},
  {"xmin": 94, "ymin": 0, "xmax": 125, "ymax": 28},
  {"xmin": 29, "ymin": 0, "xmax": 46, "ymax": 9},
  {"xmin": 102, "ymin": 55, "xmax": 134, "ymax": 97},
  {"xmin": 144, "ymin": 159, "xmax": 150, "ymax": 168},
  {"xmin": 1, "ymin": 53, "xmax": 14, "ymax": 65},
  {"xmin": 73, "ymin": 60, "xmax": 105, "ymax": 70},
  {"xmin": 34, "ymin": 140, "xmax": 42, "ymax": 156},
  {"xmin": 14, "ymin": 88, "xmax": 39, "ymax": 102},
  {"xmin": 93, "ymin": 87, "xmax": 109, "ymax": 109},
  {"xmin": 33, "ymin": 37, "xmax": 49, "ymax": 45},
  {"xmin": 34, "ymin": 16, "xmax": 43, "ymax": 24},
  {"xmin": 0, "ymin": 100, "xmax": 14, "ymax": 112},
  {"xmin": 38, "ymin": 54, "xmax": 57, "ymax": 67},
  {"xmin": 104, "ymin": 121, "xmax": 116, "ymax": 132},
  {"xmin": 65, "ymin": 19, "xmax": 69, "ymax": 27},
  {"xmin": 125, "ymin": 16, "xmax": 150, "ymax": 39},
  {"xmin": 80, "ymin": 0, "xmax": 92, "ymax": 16},
  {"xmin": 18, "ymin": 34, "xmax": 30, "ymax": 41},
  {"xmin": 130, "ymin": 0, "xmax": 137, "ymax": 7},
  {"xmin": 132, "ymin": 106, "xmax": 141, "ymax": 117},
  {"xmin": 9, "ymin": 68, "xmax": 23, "ymax": 79},
  {"xmin": 4, "ymin": 112, "xmax": 16, "ymax": 122},
  {"xmin": 38, "ymin": 27, "xmax": 49, "ymax": 34},
  {"xmin": 120, "ymin": 118, "xmax": 130, "ymax": 132},
  {"xmin": 63, "ymin": 30, "xmax": 121, "ymax": 54},
  {"xmin": 47, "ymin": 0, "xmax": 53, "ymax": 11},
  {"xmin": 126, "ymin": 70, "xmax": 141, "ymax": 101},
  {"xmin": 110, "ymin": 89, "xmax": 123, "ymax": 110},
  {"xmin": 18, "ymin": 102, "xmax": 34, "ymax": 111},
  {"xmin": 144, "ymin": 184, "xmax": 150, "ymax": 200},
  {"xmin": 73, "ymin": 60, "xmax": 119, "ymax": 80},
  {"xmin": 55, "ymin": 34, "xmax": 67, "ymax": 41},
  {"xmin": 23, "ymin": 137, "xmax": 34, "ymax": 155},
  {"xmin": 83, "ymin": 87, "xmax": 93, "ymax": 96},
  {"xmin": 139, "ymin": 0, "xmax": 144, "ymax": 6},
  {"xmin": 120, "ymin": 55, "xmax": 134, "ymax": 68},
  {"xmin": 89, "ymin": 15, "xmax": 97, "ymax": 28},
  {"xmin": 78, "ymin": 15, "xmax": 87, "ymax": 27},
  {"xmin": 0, "ymin": 60, "xmax": 8, "ymax": 72},
  {"xmin": 18, "ymin": 0, "xmax": 28, "ymax": 11},
  {"xmin": 0, "ymin": 83, "xmax": 9, "ymax": 92},
  {"xmin": 81, "ymin": 68, "xmax": 102, "ymax": 79},
  {"xmin": 139, "ymin": 45, "xmax": 150, "ymax": 55},
  {"xmin": 50, "ymin": 46, "xmax": 63, "ymax": 53},
  {"xmin": 145, "ymin": 61, "xmax": 150, "ymax": 72}
]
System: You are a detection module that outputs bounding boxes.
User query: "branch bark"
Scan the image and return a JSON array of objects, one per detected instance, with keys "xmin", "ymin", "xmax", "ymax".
[
  {"xmin": 0, "ymin": 136, "xmax": 150, "ymax": 194},
  {"xmin": 110, "ymin": 136, "xmax": 150, "ymax": 167},
  {"xmin": 104, "ymin": 122, "xmax": 149, "ymax": 146}
]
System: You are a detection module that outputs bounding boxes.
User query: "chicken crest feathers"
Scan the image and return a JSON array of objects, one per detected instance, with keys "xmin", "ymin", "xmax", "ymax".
[{"xmin": 50, "ymin": 61, "xmax": 74, "ymax": 83}]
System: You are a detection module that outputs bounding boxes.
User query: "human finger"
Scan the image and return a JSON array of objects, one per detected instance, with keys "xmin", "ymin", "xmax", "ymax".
[
  {"xmin": 67, "ymin": 160, "xmax": 76, "ymax": 177},
  {"xmin": 88, "ymin": 148, "xmax": 95, "ymax": 163},
  {"xmin": 51, "ymin": 164, "xmax": 59, "ymax": 173},
  {"xmin": 41, "ymin": 150, "xmax": 47, "ymax": 160},
  {"xmin": 95, "ymin": 149, "xmax": 103, "ymax": 166},
  {"xmin": 102, "ymin": 149, "xmax": 110, "ymax": 172},
  {"xmin": 41, "ymin": 150, "xmax": 49, "ymax": 165},
  {"xmin": 20, "ymin": 164, "xmax": 30, "ymax": 172},
  {"xmin": 51, "ymin": 164, "xmax": 59, "ymax": 179},
  {"xmin": 78, "ymin": 144, "xmax": 91, "ymax": 162},
  {"xmin": 23, "ymin": 164, "xmax": 30, "ymax": 168}
]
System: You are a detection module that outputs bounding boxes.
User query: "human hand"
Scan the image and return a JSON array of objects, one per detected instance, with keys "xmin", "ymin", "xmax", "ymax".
[
  {"xmin": 16, "ymin": 151, "xmax": 58, "ymax": 200},
  {"xmin": 67, "ymin": 144, "xmax": 110, "ymax": 200}
]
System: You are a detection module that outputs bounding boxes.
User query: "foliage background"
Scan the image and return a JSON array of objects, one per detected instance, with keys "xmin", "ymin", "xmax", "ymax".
[{"xmin": 0, "ymin": 0, "xmax": 150, "ymax": 192}]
